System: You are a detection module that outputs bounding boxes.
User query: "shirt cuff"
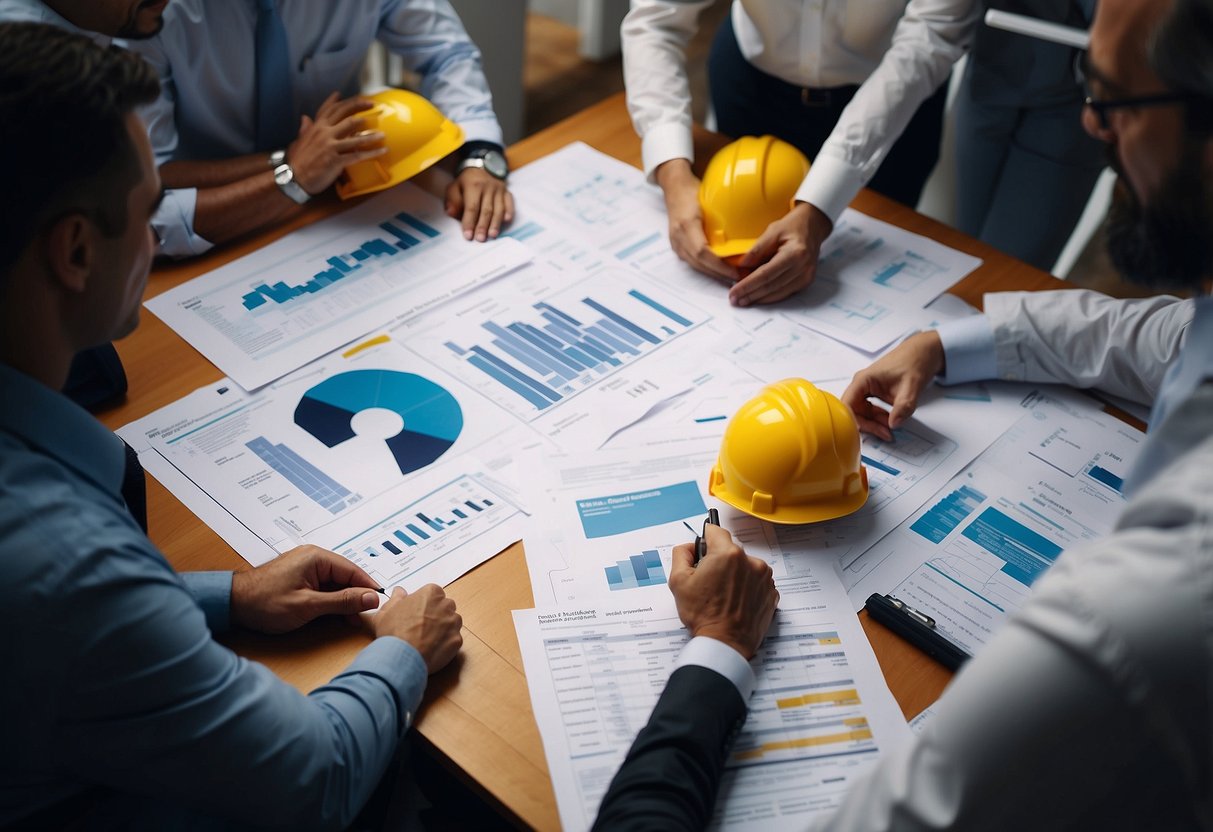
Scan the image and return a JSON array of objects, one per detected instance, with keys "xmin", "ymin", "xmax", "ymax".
[
  {"xmin": 794, "ymin": 153, "xmax": 866, "ymax": 226},
  {"xmin": 457, "ymin": 117, "xmax": 504, "ymax": 147},
  {"xmin": 343, "ymin": 636, "xmax": 430, "ymax": 732},
  {"xmin": 152, "ymin": 188, "xmax": 215, "ymax": 259},
  {"xmin": 180, "ymin": 571, "xmax": 233, "ymax": 633},
  {"xmin": 936, "ymin": 315, "xmax": 998, "ymax": 386},
  {"xmin": 641, "ymin": 122, "xmax": 695, "ymax": 182},
  {"xmin": 675, "ymin": 636, "xmax": 756, "ymax": 700}
]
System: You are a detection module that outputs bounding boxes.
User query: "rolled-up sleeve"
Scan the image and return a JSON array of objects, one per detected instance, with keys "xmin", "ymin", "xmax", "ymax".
[{"xmin": 151, "ymin": 188, "xmax": 214, "ymax": 258}]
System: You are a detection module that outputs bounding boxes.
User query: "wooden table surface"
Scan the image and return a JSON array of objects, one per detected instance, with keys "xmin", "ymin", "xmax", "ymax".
[{"xmin": 97, "ymin": 92, "xmax": 1068, "ymax": 830}]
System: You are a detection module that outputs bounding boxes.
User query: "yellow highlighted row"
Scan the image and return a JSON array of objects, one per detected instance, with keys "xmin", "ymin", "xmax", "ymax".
[
  {"xmin": 776, "ymin": 689, "xmax": 861, "ymax": 709},
  {"xmin": 734, "ymin": 728, "xmax": 874, "ymax": 761}
]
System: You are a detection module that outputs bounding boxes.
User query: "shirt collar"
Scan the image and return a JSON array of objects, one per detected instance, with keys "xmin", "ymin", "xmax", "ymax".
[{"xmin": 0, "ymin": 362, "xmax": 126, "ymax": 499}]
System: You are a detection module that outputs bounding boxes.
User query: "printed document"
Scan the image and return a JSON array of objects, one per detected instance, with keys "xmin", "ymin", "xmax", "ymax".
[
  {"xmin": 146, "ymin": 186, "xmax": 531, "ymax": 390},
  {"xmin": 514, "ymin": 558, "xmax": 910, "ymax": 830}
]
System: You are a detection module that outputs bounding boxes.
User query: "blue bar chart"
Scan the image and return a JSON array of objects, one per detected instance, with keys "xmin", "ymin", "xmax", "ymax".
[
  {"xmin": 1085, "ymin": 463, "xmax": 1124, "ymax": 493},
  {"xmin": 439, "ymin": 282, "xmax": 704, "ymax": 418},
  {"xmin": 910, "ymin": 484, "xmax": 986, "ymax": 544},
  {"xmin": 605, "ymin": 550, "xmax": 666, "ymax": 590},
  {"xmin": 333, "ymin": 475, "xmax": 516, "ymax": 589},
  {"xmin": 245, "ymin": 436, "xmax": 357, "ymax": 514},
  {"xmin": 241, "ymin": 211, "xmax": 441, "ymax": 310}
]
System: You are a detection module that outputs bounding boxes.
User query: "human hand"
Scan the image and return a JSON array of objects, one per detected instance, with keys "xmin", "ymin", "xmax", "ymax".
[
  {"xmin": 668, "ymin": 525, "xmax": 779, "ymax": 659},
  {"xmin": 286, "ymin": 92, "xmax": 385, "ymax": 196},
  {"xmin": 372, "ymin": 585, "xmax": 463, "ymax": 673},
  {"xmin": 841, "ymin": 330, "xmax": 945, "ymax": 441},
  {"xmin": 230, "ymin": 545, "xmax": 381, "ymax": 635},
  {"xmin": 656, "ymin": 159, "xmax": 739, "ymax": 282},
  {"xmin": 445, "ymin": 168, "xmax": 514, "ymax": 241},
  {"xmin": 728, "ymin": 202, "xmax": 832, "ymax": 307}
]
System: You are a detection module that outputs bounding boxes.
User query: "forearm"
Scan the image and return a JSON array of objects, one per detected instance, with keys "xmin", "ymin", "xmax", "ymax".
[
  {"xmin": 161, "ymin": 154, "xmax": 275, "ymax": 189},
  {"xmin": 796, "ymin": 0, "xmax": 980, "ymax": 221},
  {"xmin": 192, "ymin": 173, "xmax": 306, "ymax": 245},
  {"xmin": 593, "ymin": 665, "xmax": 746, "ymax": 831},
  {"xmin": 621, "ymin": 0, "xmax": 709, "ymax": 177},
  {"xmin": 985, "ymin": 290, "xmax": 1194, "ymax": 403}
]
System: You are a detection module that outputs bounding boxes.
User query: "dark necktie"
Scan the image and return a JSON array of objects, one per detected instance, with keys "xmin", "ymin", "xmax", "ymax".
[
  {"xmin": 122, "ymin": 440, "xmax": 149, "ymax": 534},
  {"xmin": 254, "ymin": 0, "xmax": 294, "ymax": 151}
]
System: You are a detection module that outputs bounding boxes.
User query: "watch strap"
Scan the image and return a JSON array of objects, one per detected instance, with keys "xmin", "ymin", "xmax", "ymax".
[{"xmin": 273, "ymin": 162, "xmax": 311, "ymax": 205}]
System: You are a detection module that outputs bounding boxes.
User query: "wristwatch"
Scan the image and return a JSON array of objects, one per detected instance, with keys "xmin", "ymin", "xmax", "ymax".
[
  {"xmin": 455, "ymin": 146, "xmax": 509, "ymax": 180},
  {"xmin": 268, "ymin": 148, "xmax": 286, "ymax": 168},
  {"xmin": 273, "ymin": 162, "xmax": 311, "ymax": 205}
]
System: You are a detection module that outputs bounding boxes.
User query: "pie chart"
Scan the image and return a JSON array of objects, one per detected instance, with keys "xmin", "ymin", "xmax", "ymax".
[{"xmin": 294, "ymin": 369, "xmax": 463, "ymax": 474}]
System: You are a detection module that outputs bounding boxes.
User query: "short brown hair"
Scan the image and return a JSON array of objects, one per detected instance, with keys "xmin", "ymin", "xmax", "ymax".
[{"xmin": 0, "ymin": 23, "xmax": 161, "ymax": 274}]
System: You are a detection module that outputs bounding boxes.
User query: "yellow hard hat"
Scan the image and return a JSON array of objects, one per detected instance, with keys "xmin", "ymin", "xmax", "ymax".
[
  {"xmin": 709, "ymin": 379, "xmax": 868, "ymax": 524},
  {"xmin": 336, "ymin": 88, "xmax": 464, "ymax": 200},
  {"xmin": 699, "ymin": 135, "xmax": 811, "ymax": 260}
]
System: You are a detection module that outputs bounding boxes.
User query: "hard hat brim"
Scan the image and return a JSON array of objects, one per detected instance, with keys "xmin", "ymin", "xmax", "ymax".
[
  {"xmin": 707, "ymin": 238, "xmax": 757, "ymax": 260},
  {"xmin": 708, "ymin": 461, "xmax": 870, "ymax": 525},
  {"xmin": 336, "ymin": 118, "xmax": 464, "ymax": 201},
  {"xmin": 710, "ymin": 479, "xmax": 869, "ymax": 524}
]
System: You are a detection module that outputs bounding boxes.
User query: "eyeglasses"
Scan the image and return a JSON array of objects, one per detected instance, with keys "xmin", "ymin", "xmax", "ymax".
[{"xmin": 1074, "ymin": 52, "xmax": 1198, "ymax": 130}]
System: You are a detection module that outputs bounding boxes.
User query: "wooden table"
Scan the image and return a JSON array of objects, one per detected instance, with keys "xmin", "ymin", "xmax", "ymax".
[{"xmin": 98, "ymin": 92, "xmax": 1068, "ymax": 830}]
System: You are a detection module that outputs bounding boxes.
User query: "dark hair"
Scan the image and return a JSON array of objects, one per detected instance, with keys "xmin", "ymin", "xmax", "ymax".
[
  {"xmin": 0, "ymin": 22, "xmax": 160, "ymax": 274},
  {"xmin": 1151, "ymin": 0, "xmax": 1213, "ymax": 133}
]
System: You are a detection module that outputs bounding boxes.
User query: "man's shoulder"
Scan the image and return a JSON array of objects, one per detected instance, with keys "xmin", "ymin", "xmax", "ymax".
[{"xmin": 0, "ymin": 436, "xmax": 164, "ymax": 603}]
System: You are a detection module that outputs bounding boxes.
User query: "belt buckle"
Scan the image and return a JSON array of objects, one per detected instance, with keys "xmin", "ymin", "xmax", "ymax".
[{"xmin": 801, "ymin": 87, "xmax": 834, "ymax": 107}]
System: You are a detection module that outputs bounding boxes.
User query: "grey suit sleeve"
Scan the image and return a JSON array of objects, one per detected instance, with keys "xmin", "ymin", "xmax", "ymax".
[{"xmin": 593, "ymin": 665, "xmax": 748, "ymax": 831}]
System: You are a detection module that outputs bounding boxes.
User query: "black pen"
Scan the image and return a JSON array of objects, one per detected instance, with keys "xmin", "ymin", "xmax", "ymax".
[
  {"xmin": 864, "ymin": 593, "xmax": 971, "ymax": 671},
  {"xmin": 694, "ymin": 508, "xmax": 720, "ymax": 564}
]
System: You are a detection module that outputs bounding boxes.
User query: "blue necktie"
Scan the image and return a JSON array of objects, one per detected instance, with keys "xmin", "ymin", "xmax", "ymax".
[{"xmin": 254, "ymin": 0, "xmax": 293, "ymax": 151}]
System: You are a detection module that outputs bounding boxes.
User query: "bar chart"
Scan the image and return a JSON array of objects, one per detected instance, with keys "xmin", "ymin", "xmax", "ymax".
[
  {"xmin": 333, "ymin": 474, "xmax": 518, "ymax": 589},
  {"xmin": 910, "ymin": 484, "xmax": 986, "ymax": 543},
  {"xmin": 604, "ymin": 550, "xmax": 666, "ymax": 591},
  {"xmin": 437, "ymin": 281, "xmax": 705, "ymax": 419},
  {"xmin": 245, "ymin": 436, "xmax": 359, "ymax": 514},
  {"xmin": 240, "ymin": 211, "xmax": 441, "ymax": 310}
]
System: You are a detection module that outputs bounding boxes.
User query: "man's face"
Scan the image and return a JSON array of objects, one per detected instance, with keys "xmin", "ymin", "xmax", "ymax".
[
  {"xmin": 1084, "ymin": 0, "xmax": 1213, "ymax": 289},
  {"xmin": 86, "ymin": 113, "xmax": 161, "ymax": 343},
  {"xmin": 50, "ymin": 0, "xmax": 169, "ymax": 38}
]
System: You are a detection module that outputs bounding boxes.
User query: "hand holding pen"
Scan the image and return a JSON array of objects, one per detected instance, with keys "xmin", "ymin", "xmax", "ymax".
[
  {"xmin": 694, "ymin": 508, "xmax": 720, "ymax": 564},
  {"xmin": 668, "ymin": 519, "xmax": 779, "ymax": 660}
]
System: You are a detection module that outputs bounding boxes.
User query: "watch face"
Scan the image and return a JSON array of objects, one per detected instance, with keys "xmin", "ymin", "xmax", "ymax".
[{"xmin": 481, "ymin": 150, "xmax": 508, "ymax": 179}]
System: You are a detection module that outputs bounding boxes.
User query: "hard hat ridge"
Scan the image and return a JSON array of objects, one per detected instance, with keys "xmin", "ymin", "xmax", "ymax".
[
  {"xmin": 336, "ymin": 88, "xmax": 464, "ymax": 200},
  {"xmin": 709, "ymin": 378, "xmax": 869, "ymax": 524}
]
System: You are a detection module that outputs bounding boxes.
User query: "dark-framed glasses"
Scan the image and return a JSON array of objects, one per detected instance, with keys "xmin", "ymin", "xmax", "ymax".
[{"xmin": 1074, "ymin": 51, "xmax": 1199, "ymax": 130}]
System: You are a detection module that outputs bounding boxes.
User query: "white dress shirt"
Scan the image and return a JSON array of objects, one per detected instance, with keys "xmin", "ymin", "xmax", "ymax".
[{"xmin": 621, "ymin": 0, "xmax": 980, "ymax": 222}]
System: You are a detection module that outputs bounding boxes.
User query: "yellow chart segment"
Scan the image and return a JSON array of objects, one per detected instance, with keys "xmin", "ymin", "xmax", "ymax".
[
  {"xmin": 733, "ymin": 726, "xmax": 874, "ymax": 761},
  {"xmin": 776, "ymin": 689, "xmax": 861, "ymax": 709}
]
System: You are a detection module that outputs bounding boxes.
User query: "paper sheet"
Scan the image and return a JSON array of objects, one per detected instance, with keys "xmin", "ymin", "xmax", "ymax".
[
  {"xmin": 513, "ymin": 559, "xmax": 911, "ymax": 830},
  {"xmin": 146, "ymin": 186, "xmax": 531, "ymax": 390},
  {"xmin": 507, "ymin": 143, "xmax": 982, "ymax": 353},
  {"xmin": 119, "ymin": 335, "xmax": 537, "ymax": 588},
  {"xmin": 845, "ymin": 390, "xmax": 1146, "ymax": 651}
]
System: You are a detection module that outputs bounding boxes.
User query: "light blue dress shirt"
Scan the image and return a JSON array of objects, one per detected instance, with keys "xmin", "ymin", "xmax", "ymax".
[
  {"xmin": 0, "ymin": 0, "xmax": 210, "ymax": 262},
  {"xmin": 0, "ymin": 362, "xmax": 428, "ymax": 829},
  {"xmin": 129, "ymin": 0, "xmax": 503, "ymax": 258}
]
